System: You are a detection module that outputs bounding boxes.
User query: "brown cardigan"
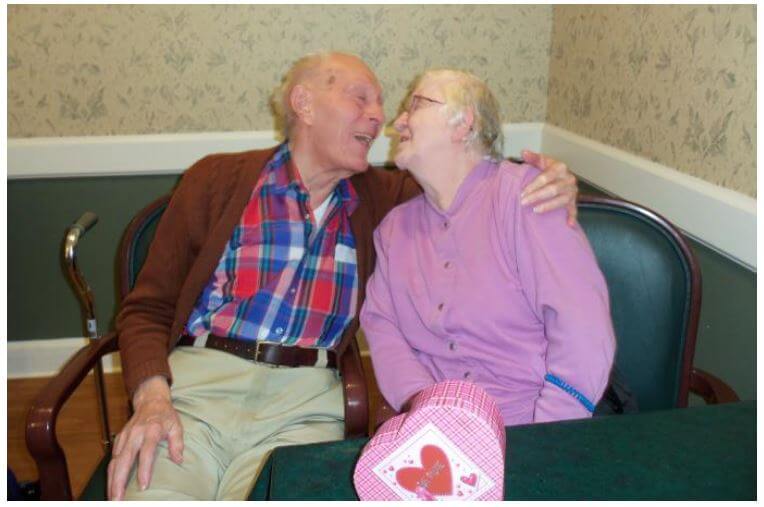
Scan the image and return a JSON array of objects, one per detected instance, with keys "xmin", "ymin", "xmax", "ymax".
[{"xmin": 116, "ymin": 146, "xmax": 421, "ymax": 398}]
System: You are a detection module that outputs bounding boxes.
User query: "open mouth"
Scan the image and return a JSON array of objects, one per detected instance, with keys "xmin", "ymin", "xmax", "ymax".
[{"xmin": 353, "ymin": 133, "xmax": 374, "ymax": 147}]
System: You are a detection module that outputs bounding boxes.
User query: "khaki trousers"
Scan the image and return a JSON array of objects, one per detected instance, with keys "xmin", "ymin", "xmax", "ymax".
[{"xmin": 124, "ymin": 346, "xmax": 344, "ymax": 500}]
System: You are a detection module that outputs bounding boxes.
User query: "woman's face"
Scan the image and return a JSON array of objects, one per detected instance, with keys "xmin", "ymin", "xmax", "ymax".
[{"xmin": 392, "ymin": 78, "xmax": 452, "ymax": 171}]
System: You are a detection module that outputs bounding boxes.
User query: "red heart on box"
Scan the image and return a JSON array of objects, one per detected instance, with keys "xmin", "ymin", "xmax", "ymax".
[
  {"xmin": 353, "ymin": 380, "xmax": 506, "ymax": 501},
  {"xmin": 396, "ymin": 445, "xmax": 453, "ymax": 496},
  {"xmin": 461, "ymin": 473, "xmax": 477, "ymax": 487}
]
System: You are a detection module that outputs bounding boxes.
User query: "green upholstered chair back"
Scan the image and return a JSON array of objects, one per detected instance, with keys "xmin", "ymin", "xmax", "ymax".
[
  {"xmin": 118, "ymin": 195, "xmax": 171, "ymax": 299},
  {"xmin": 577, "ymin": 195, "xmax": 701, "ymax": 411}
]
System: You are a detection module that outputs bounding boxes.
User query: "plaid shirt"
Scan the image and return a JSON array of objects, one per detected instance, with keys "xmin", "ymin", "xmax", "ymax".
[{"xmin": 185, "ymin": 143, "xmax": 359, "ymax": 349}]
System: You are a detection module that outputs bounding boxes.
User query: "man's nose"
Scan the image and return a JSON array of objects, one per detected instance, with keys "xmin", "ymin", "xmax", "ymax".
[{"xmin": 367, "ymin": 102, "xmax": 385, "ymax": 126}]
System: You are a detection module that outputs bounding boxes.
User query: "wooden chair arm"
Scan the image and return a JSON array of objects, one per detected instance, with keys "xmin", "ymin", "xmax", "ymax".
[
  {"xmin": 25, "ymin": 332, "xmax": 119, "ymax": 500},
  {"xmin": 374, "ymin": 397, "xmax": 399, "ymax": 434},
  {"xmin": 689, "ymin": 367, "xmax": 740, "ymax": 405},
  {"xmin": 339, "ymin": 338, "xmax": 369, "ymax": 438}
]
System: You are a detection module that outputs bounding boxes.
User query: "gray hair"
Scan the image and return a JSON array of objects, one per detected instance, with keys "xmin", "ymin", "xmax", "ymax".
[
  {"xmin": 271, "ymin": 52, "xmax": 330, "ymax": 139},
  {"xmin": 410, "ymin": 69, "xmax": 504, "ymax": 158}
]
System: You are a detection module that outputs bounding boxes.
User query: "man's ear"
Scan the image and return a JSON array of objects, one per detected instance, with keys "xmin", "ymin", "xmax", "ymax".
[
  {"xmin": 451, "ymin": 107, "xmax": 475, "ymax": 144},
  {"xmin": 290, "ymin": 84, "xmax": 314, "ymax": 126}
]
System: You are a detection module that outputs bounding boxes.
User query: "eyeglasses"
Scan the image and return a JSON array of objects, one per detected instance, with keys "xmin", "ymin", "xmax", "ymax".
[{"xmin": 406, "ymin": 94, "xmax": 446, "ymax": 115}]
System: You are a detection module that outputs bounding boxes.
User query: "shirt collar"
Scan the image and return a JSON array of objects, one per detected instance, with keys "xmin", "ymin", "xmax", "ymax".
[
  {"xmin": 335, "ymin": 177, "xmax": 359, "ymax": 216},
  {"xmin": 264, "ymin": 142, "xmax": 297, "ymax": 190},
  {"xmin": 425, "ymin": 157, "xmax": 498, "ymax": 217},
  {"xmin": 266, "ymin": 141, "xmax": 359, "ymax": 215}
]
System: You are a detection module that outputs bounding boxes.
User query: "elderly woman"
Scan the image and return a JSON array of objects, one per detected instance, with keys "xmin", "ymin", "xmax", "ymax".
[{"xmin": 360, "ymin": 69, "xmax": 616, "ymax": 425}]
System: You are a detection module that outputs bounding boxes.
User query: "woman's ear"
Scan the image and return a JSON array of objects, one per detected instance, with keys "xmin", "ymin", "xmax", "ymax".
[
  {"xmin": 290, "ymin": 84, "xmax": 314, "ymax": 126},
  {"xmin": 451, "ymin": 107, "xmax": 475, "ymax": 144}
]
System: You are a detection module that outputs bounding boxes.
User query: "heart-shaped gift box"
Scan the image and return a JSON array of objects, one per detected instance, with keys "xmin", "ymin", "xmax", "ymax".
[{"xmin": 354, "ymin": 380, "xmax": 506, "ymax": 501}]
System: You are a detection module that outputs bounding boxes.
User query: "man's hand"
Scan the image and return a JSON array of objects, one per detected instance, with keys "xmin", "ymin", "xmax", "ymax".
[
  {"xmin": 519, "ymin": 150, "xmax": 579, "ymax": 226},
  {"xmin": 107, "ymin": 376, "xmax": 183, "ymax": 501}
]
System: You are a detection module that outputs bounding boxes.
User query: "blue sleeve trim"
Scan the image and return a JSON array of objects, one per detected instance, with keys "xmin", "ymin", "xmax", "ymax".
[{"xmin": 544, "ymin": 374, "xmax": 596, "ymax": 413}]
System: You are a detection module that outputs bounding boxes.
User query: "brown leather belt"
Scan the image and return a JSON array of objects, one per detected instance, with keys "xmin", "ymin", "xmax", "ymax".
[{"xmin": 177, "ymin": 333, "xmax": 337, "ymax": 369}]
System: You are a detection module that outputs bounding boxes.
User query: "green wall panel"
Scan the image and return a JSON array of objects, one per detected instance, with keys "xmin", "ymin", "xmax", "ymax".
[
  {"xmin": 8, "ymin": 175, "xmax": 180, "ymax": 339},
  {"xmin": 692, "ymin": 242, "xmax": 756, "ymax": 400},
  {"xmin": 7, "ymin": 176, "xmax": 756, "ymax": 401}
]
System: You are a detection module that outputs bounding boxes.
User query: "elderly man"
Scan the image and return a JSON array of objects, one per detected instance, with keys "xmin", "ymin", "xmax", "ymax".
[{"xmin": 107, "ymin": 52, "xmax": 578, "ymax": 500}]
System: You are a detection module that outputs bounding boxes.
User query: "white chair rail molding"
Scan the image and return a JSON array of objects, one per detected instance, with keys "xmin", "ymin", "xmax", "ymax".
[{"xmin": 9, "ymin": 123, "xmax": 754, "ymax": 270}]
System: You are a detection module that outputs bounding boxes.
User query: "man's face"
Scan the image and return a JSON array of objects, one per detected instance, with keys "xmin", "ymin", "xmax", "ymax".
[{"xmin": 307, "ymin": 57, "xmax": 385, "ymax": 175}]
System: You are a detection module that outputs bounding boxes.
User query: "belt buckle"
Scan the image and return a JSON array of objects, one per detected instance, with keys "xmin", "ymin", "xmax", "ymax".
[{"xmin": 254, "ymin": 340, "xmax": 265, "ymax": 363}]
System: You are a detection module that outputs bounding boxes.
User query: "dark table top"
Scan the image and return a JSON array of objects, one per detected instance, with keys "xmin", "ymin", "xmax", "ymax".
[{"xmin": 251, "ymin": 400, "xmax": 756, "ymax": 500}]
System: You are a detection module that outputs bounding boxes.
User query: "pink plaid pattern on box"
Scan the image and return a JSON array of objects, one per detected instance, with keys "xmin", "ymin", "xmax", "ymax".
[{"xmin": 354, "ymin": 380, "xmax": 506, "ymax": 501}]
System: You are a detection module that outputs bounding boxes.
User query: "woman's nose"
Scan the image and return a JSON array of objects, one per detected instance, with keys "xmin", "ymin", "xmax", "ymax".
[{"xmin": 393, "ymin": 112, "xmax": 408, "ymax": 132}]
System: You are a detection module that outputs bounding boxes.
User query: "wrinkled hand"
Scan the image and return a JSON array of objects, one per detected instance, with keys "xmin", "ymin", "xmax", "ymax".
[
  {"xmin": 107, "ymin": 376, "xmax": 183, "ymax": 501},
  {"xmin": 519, "ymin": 150, "xmax": 579, "ymax": 226}
]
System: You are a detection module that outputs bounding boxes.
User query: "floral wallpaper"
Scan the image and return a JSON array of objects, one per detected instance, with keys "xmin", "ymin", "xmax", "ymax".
[
  {"xmin": 9, "ymin": 5, "xmax": 755, "ymax": 196},
  {"xmin": 547, "ymin": 5, "xmax": 756, "ymax": 197},
  {"xmin": 8, "ymin": 4, "xmax": 552, "ymax": 137}
]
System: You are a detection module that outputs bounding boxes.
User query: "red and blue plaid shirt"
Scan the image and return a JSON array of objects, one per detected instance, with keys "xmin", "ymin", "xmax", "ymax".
[{"xmin": 185, "ymin": 143, "xmax": 359, "ymax": 349}]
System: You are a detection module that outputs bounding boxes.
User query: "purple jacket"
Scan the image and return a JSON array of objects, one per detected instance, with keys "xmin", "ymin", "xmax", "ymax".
[{"xmin": 360, "ymin": 159, "xmax": 616, "ymax": 425}]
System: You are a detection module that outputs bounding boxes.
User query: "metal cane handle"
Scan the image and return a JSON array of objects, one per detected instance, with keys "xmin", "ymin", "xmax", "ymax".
[
  {"xmin": 63, "ymin": 212, "xmax": 99, "ymax": 324},
  {"xmin": 72, "ymin": 211, "xmax": 99, "ymax": 236},
  {"xmin": 63, "ymin": 212, "xmax": 99, "ymax": 267}
]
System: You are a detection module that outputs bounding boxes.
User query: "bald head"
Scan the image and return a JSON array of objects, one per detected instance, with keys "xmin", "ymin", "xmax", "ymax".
[{"xmin": 272, "ymin": 52, "xmax": 379, "ymax": 138}]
